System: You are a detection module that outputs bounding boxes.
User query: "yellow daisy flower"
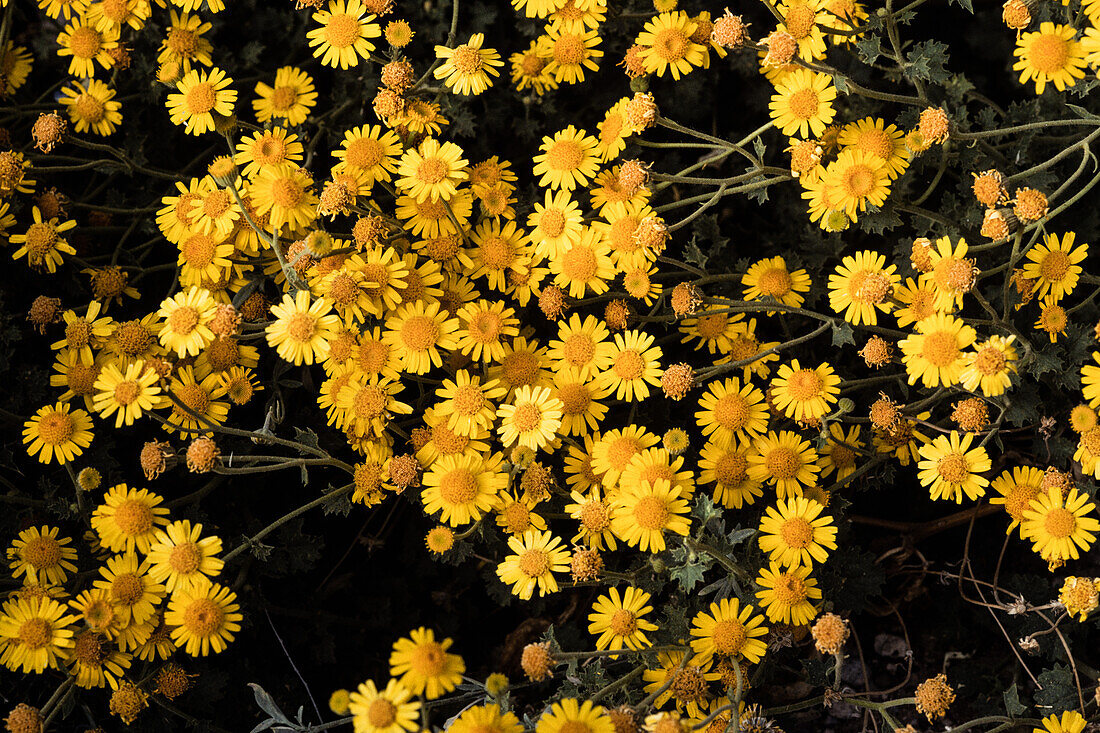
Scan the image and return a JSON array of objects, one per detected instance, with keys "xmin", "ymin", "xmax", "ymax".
[
  {"xmin": 699, "ymin": 437, "xmax": 764, "ymax": 509},
  {"xmin": 899, "ymin": 313, "xmax": 976, "ymax": 388},
  {"xmin": 91, "ymin": 485, "xmax": 170, "ymax": 554},
  {"xmin": 758, "ymin": 496, "xmax": 837, "ymax": 567},
  {"xmin": 539, "ymin": 25, "xmax": 603, "ymax": 84},
  {"xmin": 59, "ymin": 78, "xmax": 122, "ymax": 136},
  {"xmin": 1013, "ymin": 22, "xmax": 1087, "ymax": 95},
  {"xmin": 533, "ymin": 125, "xmax": 601, "ymax": 192},
  {"xmin": 349, "ymin": 679, "xmax": 421, "ymax": 733},
  {"xmin": 146, "ymin": 520, "xmax": 224, "ymax": 593},
  {"xmin": 916, "ymin": 431, "xmax": 991, "ymax": 503},
  {"xmin": 166, "ymin": 67, "xmax": 236, "ymax": 136},
  {"xmin": 9, "ymin": 206, "xmax": 78, "ymax": 275},
  {"xmin": 769, "ymin": 360, "xmax": 841, "ymax": 423},
  {"xmin": 769, "ymin": 69, "xmax": 837, "ymax": 138},
  {"xmin": 421, "ymin": 451, "xmax": 507, "ymax": 526},
  {"xmin": 8, "ymin": 526, "xmax": 78, "ymax": 586},
  {"xmin": 741, "ymin": 255, "xmax": 811, "ymax": 310},
  {"xmin": 434, "ymin": 33, "xmax": 504, "ymax": 95},
  {"xmin": 307, "ymin": 0, "xmax": 381, "ymax": 69},
  {"xmin": 635, "ymin": 11, "xmax": 707, "ymax": 79},
  {"xmin": 396, "ymin": 138, "xmax": 469, "ymax": 203},
  {"xmin": 56, "ymin": 18, "xmax": 118, "ymax": 78},
  {"xmin": 588, "ymin": 586, "xmax": 657, "ymax": 654},
  {"xmin": 600, "ymin": 329, "xmax": 663, "ymax": 402},
  {"xmin": 266, "ymin": 290, "xmax": 341, "ymax": 365},
  {"xmin": 1020, "ymin": 487, "xmax": 1100, "ymax": 568},
  {"xmin": 0, "ymin": 597, "xmax": 76, "ymax": 673},
  {"xmin": 747, "ymin": 430, "xmax": 820, "ymax": 499},
  {"xmin": 610, "ymin": 478, "xmax": 691, "ymax": 552},
  {"xmin": 536, "ymin": 699, "xmax": 615, "ymax": 733},
  {"xmin": 755, "ymin": 562, "xmax": 821, "ymax": 625},
  {"xmin": 695, "ymin": 377, "xmax": 769, "ymax": 444},
  {"xmin": 389, "ymin": 627, "xmax": 466, "ymax": 700},
  {"xmin": 497, "ymin": 385, "xmax": 564, "ymax": 451},
  {"xmin": 22, "ymin": 401, "xmax": 94, "ymax": 465},
  {"xmin": 1022, "ymin": 231, "xmax": 1087, "ymax": 303},
  {"xmin": 959, "ymin": 335, "xmax": 1018, "ymax": 397},
  {"xmin": 989, "ymin": 466, "xmax": 1045, "ymax": 536},
  {"xmin": 165, "ymin": 578, "xmax": 242, "ymax": 656},
  {"xmin": 496, "ymin": 530, "xmax": 570, "ymax": 600},
  {"xmin": 827, "ymin": 250, "xmax": 899, "ymax": 325},
  {"xmin": 689, "ymin": 597, "xmax": 768, "ymax": 663},
  {"xmin": 253, "ymin": 66, "xmax": 317, "ymax": 126}
]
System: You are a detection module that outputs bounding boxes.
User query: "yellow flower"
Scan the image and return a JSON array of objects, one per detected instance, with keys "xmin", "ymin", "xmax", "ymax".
[
  {"xmin": 91, "ymin": 484, "xmax": 170, "ymax": 554},
  {"xmin": 539, "ymin": 25, "xmax": 604, "ymax": 84},
  {"xmin": 308, "ymin": 0, "xmax": 381, "ymax": 69},
  {"xmin": 0, "ymin": 597, "xmax": 76, "ymax": 673},
  {"xmin": 899, "ymin": 313, "xmax": 976, "ymax": 388},
  {"xmin": 778, "ymin": 0, "xmax": 828, "ymax": 61},
  {"xmin": 741, "ymin": 255, "xmax": 811, "ymax": 310},
  {"xmin": 769, "ymin": 360, "xmax": 840, "ymax": 423},
  {"xmin": 158, "ymin": 10, "xmax": 213, "ymax": 71},
  {"xmin": 837, "ymin": 117, "xmax": 910, "ymax": 179},
  {"xmin": 1020, "ymin": 486, "xmax": 1100, "ymax": 567},
  {"xmin": 93, "ymin": 361, "xmax": 163, "ymax": 428},
  {"xmin": 769, "ymin": 69, "xmax": 837, "ymax": 138},
  {"xmin": 959, "ymin": 335, "xmax": 1018, "ymax": 397},
  {"xmin": 469, "ymin": 218, "xmax": 532, "ymax": 292},
  {"xmin": 266, "ymin": 290, "xmax": 341, "ymax": 365},
  {"xmin": 917, "ymin": 431, "xmax": 991, "ymax": 503},
  {"xmin": 510, "ymin": 40, "xmax": 558, "ymax": 95},
  {"xmin": 389, "ymin": 627, "xmax": 465, "ymax": 699},
  {"xmin": 421, "ymin": 452, "xmax": 507, "ymax": 526},
  {"xmin": 7, "ymin": 526, "xmax": 78, "ymax": 586},
  {"xmin": 548, "ymin": 313, "xmax": 615, "ymax": 380},
  {"xmin": 166, "ymin": 67, "xmax": 236, "ymax": 136},
  {"xmin": 537, "ymin": 699, "xmax": 615, "ymax": 733},
  {"xmin": 689, "ymin": 597, "xmax": 769, "ymax": 663},
  {"xmin": 457, "ymin": 300, "xmax": 520, "ymax": 363},
  {"xmin": 164, "ymin": 578, "xmax": 242, "ymax": 656},
  {"xmin": 92, "ymin": 552, "xmax": 164, "ymax": 628},
  {"xmin": 989, "ymin": 466, "xmax": 1045, "ymax": 536},
  {"xmin": 635, "ymin": 11, "xmax": 707, "ymax": 79},
  {"xmin": 451, "ymin": 705, "xmax": 522, "ymax": 733},
  {"xmin": 699, "ymin": 437, "xmax": 764, "ymax": 509},
  {"xmin": 163, "ymin": 366, "xmax": 231, "ymax": 435},
  {"xmin": 565, "ymin": 486, "xmax": 617, "ymax": 550},
  {"xmin": 610, "ymin": 478, "xmax": 691, "ymax": 552},
  {"xmin": 1022, "ymin": 231, "xmax": 1087, "ymax": 302},
  {"xmin": 640, "ymin": 651, "xmax": 719, "ymax": 717},
  {"xmin": 381, "ymin": 300, "xmax": 460, "ymax": 375},
  {"xmin": 57, "ymin": 18, "xmax": 118, "ymax": 78},
  {"xmin": 758, "ymin": 496, "xmax": 837, "ymax": 567},
  {"xmin": 1032, "ymin": 711, "xmax": 1087, "ymax": 733},
  {"xmin": 434, "ymin": 33, "xmax": 504, "ymax": 95},
  {"xmin": 253, "ymin": 66, "xmax": 317, "ymax": 126},
  {"xmin": 397, "ymin": 138, "xmax": 469, "ymax": 203},
  {"xmin": 533, "ymin": 125, "xmax": 601, "ymax": 191},
  {"xmin": 233, "ymin": 127, "xmax": 304, "ymax": 179},
  {"xmin": 755, "ymin": 562, "xmax": 821, "ymax": 625},
  {"xmin": 22, "ymin": 401, "xmax": 94, "ymax": 465},
  {"xmin": 823, "ymin": 148, "xmax": 891, "ymax": 221},
  {"xmin": 747, "ymin": 430, "xmax": 820, "ymax": 499},
  {"xmin": 9, "ymin": 206, "xmax": 78, "ymax": 274},
  {"xmin": 550, "ymin": 226, "xmax": 616, "ymax": 298},
  {"xmin": 59, "ymin": 78, "xmax": 122, "ymax": 136},
  {"xmin": 348, "ymin": 679, "xmax": 421, "ymax": 733},
  {"xmin": 496, "ymin": 530, "xmax": 571, "ymax": 599},
  {"xmin": 497, "ymin": 386, "xmax": 564, "ymax": 451},
  {"xmin": 695, "ymin": 377, "xmax": 769, "ymax": 444},
  {"xmin": 819, "ymin": 424, "xmax": 862, "ymax": 481},
  {"xmin": 599, "ymin": 329, "xmax": 663, "ymax": 401},
  {"xmin": 827, "ymin": 250, "xmax": 899, "ymax": 325},
  {"xmin": 1013, "ymin": 22, "xmax": 1087, "ymax": 95},
  {"xmin": 250, "ymin": 165, "xmax": 320, "ymax": 231},
  {"xmin": 146, "ymin": 520, "xmax": 224, "ymax": 593},
  {"xmin": 588, "ymin": 586, "xmax": 657, "ymax": 654}
]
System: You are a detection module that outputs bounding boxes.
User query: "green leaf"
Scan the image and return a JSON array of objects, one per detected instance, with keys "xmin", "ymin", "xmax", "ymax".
[
  {"xmin": 1003, "ymin": 682, "xmax": 1027, "ymax": 717},
  {"xmin": 854, "ymin": 35, "xmax": 882, "ymax": 65},
  {"xmin": 1034, "ymin": 664, "xmax": 1077, "ymax": 714},
  {"xmin": 670, "ymin": 560, "xmax": 708, "ymax": 593},
  {"xmin": 684, "ymin": 236, "xmax": 710, "ymax": 269},
  {"xmin": 947, "ymin": 0, "xmax": 973, "ymax": 12},
  {"xmin": 906, "ymin": 41, "xmax": 950, "ymax": 84},
  {"xmin": 832, "ymin": 321, "xmax": 855, "ymax": 347},
  {"xmin": 294, "ymin": 427, "xmax": 320, "ymax": 451}
]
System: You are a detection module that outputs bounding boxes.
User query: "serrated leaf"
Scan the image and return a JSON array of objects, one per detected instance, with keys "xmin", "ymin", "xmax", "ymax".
[
  {"xmin": 947, "ymin": 0, "xmax": 973, "ymax": 12},
  {"xmin": 727, "ymin": 526, "xmax": 756, "ymax": 546},
  {"xmin": 906, "ymin": 41, "xmax": 950, "ymax": 84},
  {"xmin": 294, "ymin": 427, "xmax": 320, "ymax": 451},
  {"xmin": 1034, "ymin": 664, "xmax": 1077, "ymax": 714},
  {"xmin": 753, "ymin": 137, "xmax": 766, "ymax": 159},
  {"xmin": 670, "ymin": 560, "xmax": 707, "ymax": 593},
  {"xmin": 832, "ymin": 321, "xmax": 855, "ymax": 347},
  {"xmin": 832, "ymin": 75, "xmax": 849, "ymax": 94},
  {"xmin": 1025, "ymin": 349, "xmax": 1060, "ymax": 378},
  {"xmin": 1003, "ymin": 683, "xmax": 1027, "ymax": 716},
  {"xmin": 684, "ymin": 236, "xmax": 709, "ymax": 269},
  {"xmin": 854, "ymin": 35, "xmax": 881, "ymax": 65}
]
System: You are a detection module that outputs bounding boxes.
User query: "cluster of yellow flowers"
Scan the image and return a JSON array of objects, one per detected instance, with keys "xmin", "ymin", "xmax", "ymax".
[{"xmin": 4, "ymin": 0, "xmax": 1100, "ymax": 728}]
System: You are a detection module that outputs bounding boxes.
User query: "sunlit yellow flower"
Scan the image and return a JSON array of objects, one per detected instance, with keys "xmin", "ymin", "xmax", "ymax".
[{"xmin": 308, "ymin": 0, "xmax": 381, "ymax": 69}]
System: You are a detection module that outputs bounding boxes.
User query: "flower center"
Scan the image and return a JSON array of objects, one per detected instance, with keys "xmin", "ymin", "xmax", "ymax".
[
  {"xmin": 440, "ymin": 468, "xmax": 478, "ymax": 504},
  {"xmin": 479, "ymin": 235, "xmax": 514, "ymax": 269},
  {"xmin": 653, "ymin": 28, "xmax": 689, "ymax": 60},
  {"xmin": 712, "ymin": 619, "xmax": 747, "ymax": 654},
  {"xmin": 921, "ymin": 332, "xmax": 960, "ymax": 367},
  {"xmin": 185, "ymin": 82, "xmax": 216, "ymax": 115},
  {"xmin": 346, "ymin": 138, "xmax": 384, "ymax": 169},
  {"xmin": 169, "ymin": 542, "xmax": 203, "ymax": 574},
  {"xmin": 787, "ymin": 88, "xmax": 820, "ymax": 120},
  {"xmin": 1040, "ymin": 250, "xmax": 1071, "ymax": 281},
  {"xmin": 115, "ymin": 499, "xmax": 154, "ymax": 536},
  {"xmin": 715, "ymin": 452, "xmax": 748, "ymax": 485},
  {"xmin": 785, "ymin": 369, "xmax": 823, "ymax": 401},
  {"xmin": 23, "ymin": 536, "xmax": 61, "ymax": 568},
  {"xmin": 842, "ymin": 164, "xmax": 875, "ymax": 197},
  {"xmin": 1043, "ymin": 507, "xmax": 1076, "ymax": 539},
  {"xmin": 1029, "ymin": 34, "xmax": 1070, "ymax": 73},
  {"xmin": 367, "ymin": 699, "xmax": 397, "ymax": 728},
  {"xmin": 772, "ymin": 573, "xmax": 808, "ymax": 604},
  {"xmin": 519, "ymin": 548, "xmax": 551, "ymax": 577},
  {"xmin": 632, "ymin": 495, "xmax": 668, "ymax": 530},
  {"xmin": 784, "ymin": 4, "xmax": 816, "ymax": 38},
  {"xmin": 713, "ymin": 393, "xmax": 749, "ymax": 430},
  {"xmin": 324, "ymin": 13, "xmax": 361, "ymax": 48},
  {"xmin": 779, "ymin": 517, "xmax": 814, "ymax": 548},
  {"xmin": 287, "ymin": 313, "xmax": 317, "ymax": 342},
  {"xmin": 353, "ymin": 385, "xmax": 387, "ymax": 419},
  {"xmin": 854, "ymin": 129, "xmax": 894, "ymax": 161},
  {"xmin": 757, "ymin": 267, "xmax": 792, "ymax": 296},
  {"xmin": 409, "ymin": 642, "xmax": 446, "ymax": 675},
  {"xmin": 562, "ymin": 245, "xmax": 598, "ymax": 280},
  {"xmin": 609, "ymin": 609, "xmax": 637, "ymax": 636},
  {"xmin": 553, "ymin": 34, "xmax": 586, "ymax": 64},
  {"xmin": 470, "ymin": 311, "xmax": 502, "ymax": 342},
  {"xmin": 399, "ymin": 315, "xmax": 438, "ymax": 350},
  {"xmin": 936, "ymin": 453, "xmax": 969, "ymax": 484},
  {"xmin": 73, "ymin": 94, "xmax": 105, "ymax": 122},
  {"xmin": 765, "ymin": 446, "xmax": 800, "ymax": 479},
  {"xmin": 168, "ymin": 306, "xmax": 200, "ymax": 335},
  {"xmin": 69, "ymin": 26, "xmax": 102, "ymax": 58},
  {"xmin": 580, "ymin": 501, "xmax": 609, "ymax": 531},
  {"xmin": 416, "ymin": 157, "xmax": 448, "ymax": 185},
  {"xmin": 558, "ymin": 383, "xmax": 590, "ymax": 414},
  {"xmin": 613, "ymin": 350, "xmax": 645, "ymax": 380},
  {"xmin": 167, "ymin": 27, "xmax": 197, "ymax": 55},
  {"xmin": 271, "ymin": 85, "xmax": 298, "ymax": 111},
  {"xmin": 974, "ymin": 346, "xmax": 1006, "ymax": 375},
  {"xmin": 111, "ymin": 573, "xmax": 144, "ymax": 605},
  {"xmin": 547, "ymin": 140, "xmax": 584, "ymax": 171},
  {"xmin": 37, "ymin": 412, "xmax": 75, "ymax": 445},
  {"xmin": 451, "ymin": 45, "xmax": 484, "ymax": 73},
  {"xmin": 538, "ymin": 209, "xmax": 566, "ymax": 237},
  {"xmin": 183, "ymin": 597, "xmax": 223, "ymax": 636},
  {"xmin": 453, "ymin": 384, "xmax": 485, "ymax": 415},
  {"xmin": 18, "ymin": 618, "xmax": 51, "ymax": 649},
  {"xmin": 272, "ymin": 177, "xmax": 305, "ymax": 208},
  {"xmin": 175, "ymin": 383, "xmax": 210, "ymax": 417}
]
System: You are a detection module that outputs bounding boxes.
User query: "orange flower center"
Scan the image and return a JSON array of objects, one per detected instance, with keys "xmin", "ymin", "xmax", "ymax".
[
  {"xmin": 183, "ymin": 597, "xmax": 224, "ymax": 636},
  {"xmin": 324, "ymin": 13, "xmax": 361, "ymax": 49},
  {"xmin": 613, "ymin": 349, "xmax": 645, "ymax": 380},
  {"xmin": 779, "ymin": 517, "xmax": 814, "ymax": 548},
  {"xmin": 114, "ymin": 499, "xmax": 154, "ymax": 536},
  {"xmin": 440, "ymin": 468, "xmax": 478, "ymax": 504},
  {"xmin": 609, "ymin": 609, "xmax": 637, "ymax": 636},
  {"xmin": 1028, "ymin": 33, "xmax": 1070, "ymax": 74},
  {"xmin": 1043, "ymin": 507, "xmax": 1076, "ymax": 539},
  {"xmin": 632, "ymin": 495, "xmax": 669, "ymax": 529},
  {"xmin": 69, "ymin": 26, "xmax": 103, "ymax": 59},
  {"xmin": 169, "ymin": 542, "xmax": 203, "ymax": 574},
  {"xmin": 36, "ymin": 412, "xmax": 75, "ymax": 445},
  {"xmin": 519, "ymin": 548, "xmax": 551, "ymax": 577},
  {"xmin": 712, "ymin": 619, "xmax": 747, "ymax": 654},
  {"xmin": 765, "ymin": 446, "xmax": 801, "ymax": 479},
  {"xmin": 936, "ymin": 453, "xmax": 969, "ymax": 484}
]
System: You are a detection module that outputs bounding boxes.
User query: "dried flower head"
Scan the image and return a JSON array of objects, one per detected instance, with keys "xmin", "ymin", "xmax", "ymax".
[
  {"xmin": 31, "ymin": 113, "xmax": 66, "ymax": 153},
  {"xmin": 521, "ymin": 641, "xmax": 555, "ymax": 681},
  {"xmin": 570, "ymin": 546, "xmax": 603, "ymax": 581},
  {"xmin": 859, "ymin": 336, "xmax": 893, "ymax": 368},
  {"xmin": 670, "ymin": 282, "xmax": 702, "ymax": 316},
  {"xmin": 1012, "ymin": 187, "xmax": 1048, "ymax": 222},
  {"xmin": 186, "ymin": 436, "xmax": 220, "ymax": 473},
  {"xmin": 661, "ymin": 363, "xmax": 695, "ymax": 400},
  {"xmin": 713, "ymin": 10, "xmax": 749, "ymax": 47},
  {"xmin": 915, "ymin": 674, "xmax": 955, "ymax": 721},
  {"xmin": 952, "ymin": 397, "xmax": 989, "ymax": 433},
  {"xmin": 26, "ymin": 296, "xmax": 62, "ymax": 333},
  {"xmin": 811, "ymin": 613, "xmax": 850, "ymax": 655},
  {"xmin": 918, "ymin": 107, "xmax": 950, "ymax": 144}
]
